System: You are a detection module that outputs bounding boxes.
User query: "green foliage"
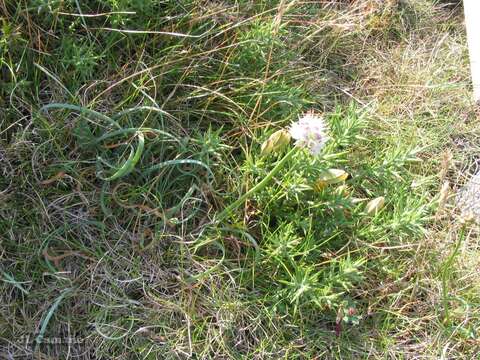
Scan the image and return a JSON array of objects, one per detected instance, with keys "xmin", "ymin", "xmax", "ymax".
[
  {"xmin": 59, "ymin": 37, "xmax": 102, "ymax": 85},
  {"xmin": 233, "ymin": 21, "xmax": 285, "ymax": 74},
  {"xmin": 0, "ymin": 0, "xmax": 473, "ymax": 358},
  {"xmin": 232, "ymin": 106, "xmax": 431, "ymax": 321}
]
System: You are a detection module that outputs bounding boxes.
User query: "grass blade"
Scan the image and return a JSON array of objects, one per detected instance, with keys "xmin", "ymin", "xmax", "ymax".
[
  {"xmin": 144, "ymin": 159, "xmax": 213, "ymax": 179},
  {"xmin": 41, "ymin": 103, "xmax": 121, "ymax": 129},
  {"xmin": 1, "ymin": 271, "xmax": 29, "ymax": 295},
  {"xmin": 35, "ymin": 288, "xmax": 72, "ymax": 351},
  {"xmin": 100, "ymin": 131, "xmax": 145, "ymax": 181}
]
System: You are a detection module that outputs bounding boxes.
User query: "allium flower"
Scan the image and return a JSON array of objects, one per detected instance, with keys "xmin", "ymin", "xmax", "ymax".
[{"xmin": 289, "ymin": 111, "xmax": 329, "ymax": 155}]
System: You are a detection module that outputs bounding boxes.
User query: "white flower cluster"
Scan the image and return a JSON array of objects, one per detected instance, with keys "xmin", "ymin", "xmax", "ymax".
[{"xmin": 289, "ymin": 111, "xmax": 329, "ymax": 155}]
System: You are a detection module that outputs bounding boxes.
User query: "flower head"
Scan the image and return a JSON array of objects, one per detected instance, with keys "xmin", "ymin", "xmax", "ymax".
[{"xmin": 289, "ymin": 111, "xmax": 329, "ymax": 155}]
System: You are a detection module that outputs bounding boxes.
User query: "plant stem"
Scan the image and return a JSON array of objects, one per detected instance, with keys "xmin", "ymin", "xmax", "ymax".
[
  {"xmin": 217, "ymin": 147, "xmax": 296, "ymax": 222},
  {"xmin": 441, "ymin": 226, "xmax": 465, "ymax": 324}
]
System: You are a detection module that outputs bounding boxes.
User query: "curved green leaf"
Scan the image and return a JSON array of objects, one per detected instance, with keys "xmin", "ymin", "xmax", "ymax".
[
  {"xmin": 100, "ymin": 132, "xmax": 145, "ymax": 181},
  {"xmin": 40, "ymin": 103, "xmax": 121, "ymax": 129}
]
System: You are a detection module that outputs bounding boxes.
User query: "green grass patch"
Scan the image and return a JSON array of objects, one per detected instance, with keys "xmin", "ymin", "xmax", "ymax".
[{"xmin": 1, "ymin": 0, "xmax": 479, "ymax": 358}]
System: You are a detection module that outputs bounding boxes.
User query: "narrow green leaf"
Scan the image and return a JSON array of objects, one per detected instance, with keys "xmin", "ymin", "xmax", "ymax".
[
  {"xmin": 41, "ymin": 103, "xmax": 121, "ymax": 129},
  {"xmin": 100, "ymin": 132, "xmax": 145, "ymax": 181}
]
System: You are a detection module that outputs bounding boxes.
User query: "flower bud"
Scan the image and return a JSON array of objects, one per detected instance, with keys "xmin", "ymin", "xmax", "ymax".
[
  {"xmin": 260, "ymin": 129, "xmax": 291, "ymax": 156},
  {"xmin": 335, "ymin": 184, "xmax": 350, "ymax": 196},
  {"xmin": 365, "ymin": 196, "xmax": 385, "ymax": 215},
  {"xmin": 314, "ymin": 169, "xmax": 349, "ymax": 191}
]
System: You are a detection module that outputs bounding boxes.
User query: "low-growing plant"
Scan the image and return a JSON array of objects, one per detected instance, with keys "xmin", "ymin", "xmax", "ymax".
[{"xmin": 212, "ymin": 106, "xmax": 432, "ymax": 329}]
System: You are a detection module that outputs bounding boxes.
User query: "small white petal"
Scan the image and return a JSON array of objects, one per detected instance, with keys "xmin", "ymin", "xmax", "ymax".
[{"xmin": 289, "ymin": 123, "xmax": 307, "ymax": 140}]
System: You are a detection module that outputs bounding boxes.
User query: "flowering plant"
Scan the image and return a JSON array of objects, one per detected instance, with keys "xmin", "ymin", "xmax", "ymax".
[
  {"xmin": 289, "ymin": 111, "xmax": 329, "ymax": 156},
  {"xmin": 217, "ymin": 111, "xmax": 330, "ymax": 220}
]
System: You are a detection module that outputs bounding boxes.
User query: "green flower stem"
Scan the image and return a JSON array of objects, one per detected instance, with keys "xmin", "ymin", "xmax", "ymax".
[{"xmin": 217, "ymin": 147, "xmax": 296, "ymax": 222}]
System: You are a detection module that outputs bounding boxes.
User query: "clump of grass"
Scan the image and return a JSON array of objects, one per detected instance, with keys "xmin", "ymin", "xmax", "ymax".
[{"xmin": 0, "ymin": 0, "xmax": 478, "ymax": 358}]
